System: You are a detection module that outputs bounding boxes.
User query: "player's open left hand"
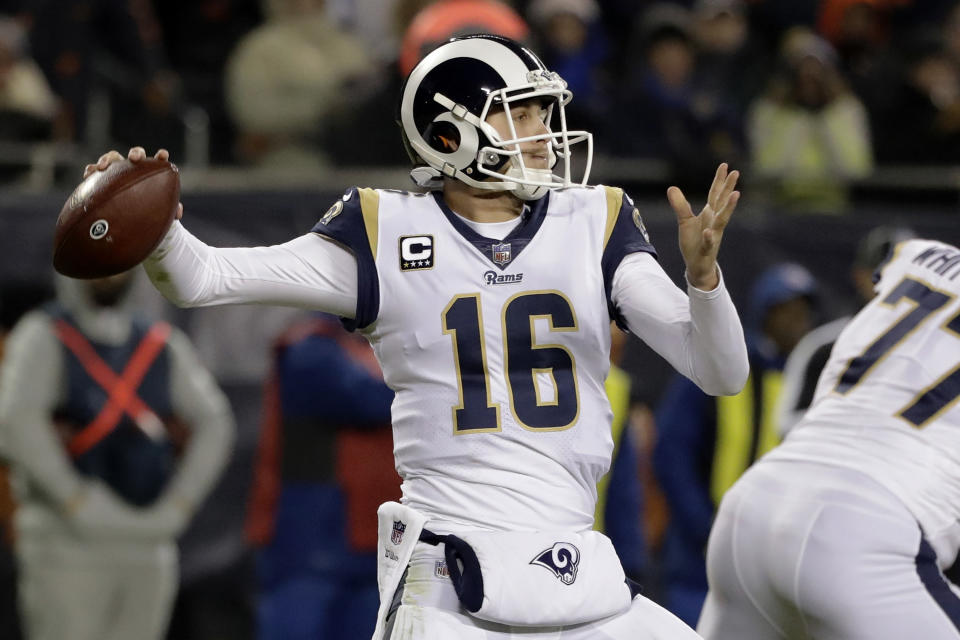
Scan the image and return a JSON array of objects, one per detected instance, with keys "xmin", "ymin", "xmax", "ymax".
[
  {"xmin": 667, "ymin": 162, "xmax": 740, "ymax": 291},
  {"xmin": 83, "ymin": 147, "xmax": 183, "ymax": 220}
]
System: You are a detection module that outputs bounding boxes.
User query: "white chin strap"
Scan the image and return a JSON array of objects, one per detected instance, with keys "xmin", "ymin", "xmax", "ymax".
[
  {"xmin": 502, "ymin": 146, "xmax": 558, "ymax": 200},
  {"xmin": 504, "ymin": 164, "xmax": 553, "ymax": 201}
]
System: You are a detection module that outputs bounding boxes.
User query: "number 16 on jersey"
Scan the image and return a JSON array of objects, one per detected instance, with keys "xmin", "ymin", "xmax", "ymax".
[{"xmin": 442, "ymin": 290, "xmax": 581, "ymax": 434}]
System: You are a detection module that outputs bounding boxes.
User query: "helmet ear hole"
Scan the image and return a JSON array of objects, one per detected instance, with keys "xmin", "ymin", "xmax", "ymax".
[
  {"xmin": 423, "ymin": 112, "xmax": 481, "ymax": 171},
  {"xmin": 426, "ymin": 120, "xmax": 462, "ymax": 154}
]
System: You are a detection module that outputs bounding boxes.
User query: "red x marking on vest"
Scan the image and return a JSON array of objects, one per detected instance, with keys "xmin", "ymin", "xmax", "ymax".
[{"xmin": 54, "ymin": 319, "xmax": 171, "ymax": 458}]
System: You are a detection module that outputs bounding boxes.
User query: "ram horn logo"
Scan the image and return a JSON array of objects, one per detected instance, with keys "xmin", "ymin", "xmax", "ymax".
[
  {"xmin": 318, "ymin": 200, "xmax": 344, "ymax": 225},
  {"xmin": 89, "ymin": 219, "xmax": 109, "ymax": 240},
  {"xmin": 530, "ymin": 542, "xmax": 580, "ymax": 585},
  {"xmin": 632, "ymin": 207, "xmax": 650, "ymax": 242}
]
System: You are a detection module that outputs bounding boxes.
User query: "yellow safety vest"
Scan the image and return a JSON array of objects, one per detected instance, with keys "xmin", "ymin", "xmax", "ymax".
[
  {"xmin": 710, "ymin": 370, "xmax": 783, "ymax": 506},
  {"xmin": 594, "ymin": 364, "xmax": 631, "ymax": 532}
]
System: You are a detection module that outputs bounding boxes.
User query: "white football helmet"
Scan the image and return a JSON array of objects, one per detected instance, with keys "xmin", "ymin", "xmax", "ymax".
[{"xmin": 398, "ymin": 34, "xmax": 593, "ymax": 200}]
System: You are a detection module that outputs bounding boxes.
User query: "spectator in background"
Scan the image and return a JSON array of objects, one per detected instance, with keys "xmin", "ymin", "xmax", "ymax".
[
  {"xmin": 0, "ymin": 17, "xmax": 56, "ymax": 142},
  {"xmin": 246, "ymin": 313, "xmax": 399, "ymax": 640},
  {"xmin": 778, "ymin": 225, "xmax": 915, "ymax": 435},
  {"xmin": 23, "ymin": 0, "xmax": 182, "ymax": 151},
  {"xmin": 0, "ymin": 280, "xmax": 54, "ymax": 640},
  {"xmin": 743, "ymin": 0, "xmax": 819, "ymax": 54},
  {"xmin": 599, "ymin": 324, "xmax": 648, "ymax": 586},
  {"xmin": 817, "ymin": 0, "xmax": 911, "ymax": 45},
  {"xmin": 225, "ymin": 0, "xmax": 378, "ymax": 169},
  {"xmin": 0, "ymin": 271, "xmax": 235, "ymax": 640},
  {"xmin": 817, "ymin": 0, "xmax": 902, "ymax": 145},
  {"xmin": 609, "ymin": 4, "xmax": 744, "ymax": 184},
  {"xmin": 878, "ymin": 28, "xmax": 960, "ymax": 164},
  {"xmin": 748, "ymin": 27, "xmax": 873, "ymax": 214},
  {"xmin": 578, "ymin": 0, "xmax": 649, "ymax": 80},
  {"xmin": 323, "ymin": 0, "xmax": 405, "ymax": 64},
  {"xmin": 0, "ymin": 16, "xmax": 57, "ymax": 182},
  {"xmin": 616, "ymin": 349, "xmax": 672, "ymax": 605},
  {"xmin": 397, "ymin": 0, "xmax": 529, "ymax": 77},
  {"xmin": 526, "ymin": 0, "xmax": 610, "ymax": 132},
  {"xmin": 653, "ymin": 262, "xmax": 819, "ymax": 627},
  {"xmin": 151, "ymin": 0, "xmax": 263, "ymax": 165},
  {"xmin": 690, "ymin": 0, "xmax": 769, "ymax": 117}
]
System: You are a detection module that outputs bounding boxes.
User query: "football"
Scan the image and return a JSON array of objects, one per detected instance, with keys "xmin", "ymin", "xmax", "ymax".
[{"xmin": 53, "ymin": 158, "xmax": 180, "ymax": 279}]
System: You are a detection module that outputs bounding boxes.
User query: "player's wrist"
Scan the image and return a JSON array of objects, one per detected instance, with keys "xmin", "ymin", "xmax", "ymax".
[{"xmin": 686, "ymin": 266, "xmax": 719, "ymax": 291}]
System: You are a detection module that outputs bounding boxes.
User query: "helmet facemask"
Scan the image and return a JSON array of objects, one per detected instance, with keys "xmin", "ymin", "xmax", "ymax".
[{"xmin": 472, "ymin": 71, "xmax": 593, "ymax": 200}]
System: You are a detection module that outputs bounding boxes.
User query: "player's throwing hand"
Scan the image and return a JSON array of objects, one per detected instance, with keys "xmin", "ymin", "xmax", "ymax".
[{"xmin": 83, "ymin": 147, "xmax": 183, "ymax": 220}]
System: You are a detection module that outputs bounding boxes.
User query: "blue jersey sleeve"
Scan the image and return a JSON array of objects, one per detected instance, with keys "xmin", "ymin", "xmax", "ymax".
[
  {"xmin": 599, "ymin": 187, "xmax": 657, "ymax": 323},
  {"xmin": 311, "ymin": 187, "xmax": 380, "ymax": 330}
]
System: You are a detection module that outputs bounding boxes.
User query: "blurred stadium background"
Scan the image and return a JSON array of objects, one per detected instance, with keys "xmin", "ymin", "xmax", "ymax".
[{"xmin": 2, "ymin": 0, "xmax": 960, "ymax": 638}]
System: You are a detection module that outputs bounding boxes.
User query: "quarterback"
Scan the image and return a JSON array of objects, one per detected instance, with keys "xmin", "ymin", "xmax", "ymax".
[
  {"xmin": 87, "ymin": 36, "xmax": 748, "ymax": 639},
  {"xmin": 699, "ymin": 238, "xmax": 960, "ymax": 639}
]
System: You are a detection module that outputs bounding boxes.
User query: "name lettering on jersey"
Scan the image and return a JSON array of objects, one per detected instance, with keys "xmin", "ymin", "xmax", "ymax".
[
  {"xmin": 483, "ymin": 270, "xmax": 524, "ymax": 285},
  {"xmin": 492, "ymin": 242, "xmax": 512, "ymax": 266},
  {"xmin": 530, "ymin": 542, "xmax": 580, "ymax": 585},
  {"xmin": 400, "ymin": 235, "xmax": 434, "ymax": 271},
  {"xmin": 913, "ymin": 245, "xmax": 960, "ymax": 280},
  {"xmin": 317, "ymin": 200, "xmax": 344, "ymax": 225}
]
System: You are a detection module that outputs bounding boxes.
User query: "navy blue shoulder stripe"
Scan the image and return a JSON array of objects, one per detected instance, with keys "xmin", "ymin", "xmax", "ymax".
[
  {"xmin": 600, "ymin": 186, "xmax": 657, "ymax": 325},
  {"xmin": 311, "ymin": 187, "xmax": 380, "ymax": 331}
]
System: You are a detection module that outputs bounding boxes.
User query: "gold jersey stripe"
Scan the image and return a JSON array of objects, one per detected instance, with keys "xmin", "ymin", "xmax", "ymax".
[
  {"xmin": 358, "ymin": 188, "xmax": 380, "ymax": 259},
  {"xmin": 602, "ymin": 186, "xmax": 623, "ymax": 251}
]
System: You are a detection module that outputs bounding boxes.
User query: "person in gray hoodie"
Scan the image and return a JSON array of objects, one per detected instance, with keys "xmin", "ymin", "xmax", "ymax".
[{"xmin": 0, "ymin": 270, "xmax": 234, "ymax": 640}]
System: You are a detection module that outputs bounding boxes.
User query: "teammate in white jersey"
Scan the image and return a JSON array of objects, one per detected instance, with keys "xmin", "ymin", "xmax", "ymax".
[
  {"xmin": 85, "ymin": 35, "xmax": 748, "ymax": 640},
  {"xmin": 698, "ymin": 238, "xmax": 960, "ymax": 640}
]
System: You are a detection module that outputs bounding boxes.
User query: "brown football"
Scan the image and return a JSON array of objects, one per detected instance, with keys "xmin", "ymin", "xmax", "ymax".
[{"xmin": 53, "ymin": 158, "xmax": 180, "ymax": 279}]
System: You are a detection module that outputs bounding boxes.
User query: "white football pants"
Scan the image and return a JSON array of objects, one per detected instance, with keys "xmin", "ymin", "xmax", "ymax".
[
  {"xmin": 382, "ymin": 543, "xmax": 701, "ymax": 639},
  {"xmin": 698, "ymin": 459, "xmax": 960, "ymax": 640}
]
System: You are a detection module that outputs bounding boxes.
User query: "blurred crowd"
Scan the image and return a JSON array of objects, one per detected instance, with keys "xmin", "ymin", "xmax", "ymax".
[
  {"xmin": 1, "ymin": 1, "xmax": 959, "ymax": 639},
  {"xmin": 0, "ymin": 0, "xmax": 959, "ymax": 211}
]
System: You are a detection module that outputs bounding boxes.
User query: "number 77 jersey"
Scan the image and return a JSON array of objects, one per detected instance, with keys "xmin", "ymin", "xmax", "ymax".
[
  {"xmin": 777, "ymin": 238, "xmax": 960, "ymax": 562},
  {"xmin": 311, "ymin": 185, "xmax": 655, "ymax": 533}
]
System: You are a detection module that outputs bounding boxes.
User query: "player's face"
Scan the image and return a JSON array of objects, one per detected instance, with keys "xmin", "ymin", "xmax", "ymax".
[{"xmin": 485, "ymin": 99, "xmax": 552, "ymax": 170}]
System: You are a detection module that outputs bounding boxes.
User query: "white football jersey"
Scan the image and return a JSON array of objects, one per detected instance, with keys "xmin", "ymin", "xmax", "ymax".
[
  {"xmin": 768, "ymin": 239, "xmax": 960, "ymax": 563},
  {"xmin": 312, "ymin": 185, "xmax": 654, "ymax": 533}
]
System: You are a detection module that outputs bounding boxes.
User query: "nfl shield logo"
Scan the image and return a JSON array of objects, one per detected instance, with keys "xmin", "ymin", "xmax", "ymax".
[
  {"xmin": 492, "ymin": 242, "xmax": 512, "ymax": 266},
  {"xmin": 391, "ymin": 520, "xmax": 406, "ymax": 545}
]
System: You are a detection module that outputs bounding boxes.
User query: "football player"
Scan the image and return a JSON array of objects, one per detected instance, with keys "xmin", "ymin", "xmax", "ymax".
[
  {"xmin": 698, "ymin": 238, "xmax": 960, "ymax": 639},
  {"xmin": 777, "ymin": 225, "xmax": 916, "ymax": 436},
  {"xmin": 86, "ymin": 35, "xmax": 748, "ymax": 639}
]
